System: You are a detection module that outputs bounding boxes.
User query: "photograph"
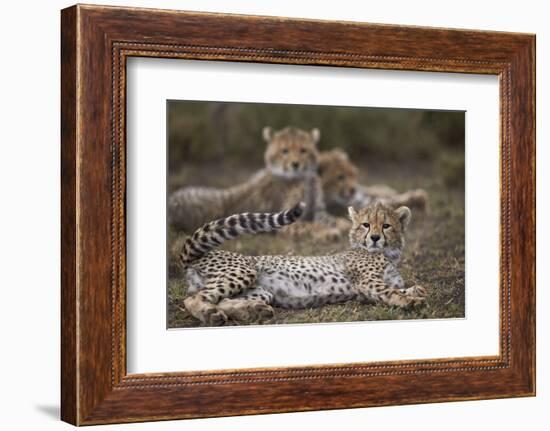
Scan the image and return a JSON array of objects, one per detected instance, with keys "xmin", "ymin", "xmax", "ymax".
[
  {"xmin": 166, "ymin": 101, "xmax": 466, "ymax": 328},
  {"xmin": 47, "ymin": 1, "xmax": 536, "ymax": 426}
]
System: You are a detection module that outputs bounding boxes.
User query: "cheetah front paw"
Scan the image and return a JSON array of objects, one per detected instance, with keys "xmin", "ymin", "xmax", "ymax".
[
  {"xmin": 251, "ymin": 301, "xmax": 275, "ymax": 321},
  {"xmin": 217, "ymin": 299, "xmax": 274, "ymax": 323},
  {"xmin": 398, "ymin": 285, "xmax": 427, "ymax": 307},
  {"xmin": 206, "ymin": 308, "xmax": 228, "ymax": 326}
]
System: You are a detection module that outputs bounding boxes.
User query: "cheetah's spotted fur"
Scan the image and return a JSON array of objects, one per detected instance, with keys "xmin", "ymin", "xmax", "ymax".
[{"xmin": 181, "ymin": 202, "xmax": 427, "ymax": 326}]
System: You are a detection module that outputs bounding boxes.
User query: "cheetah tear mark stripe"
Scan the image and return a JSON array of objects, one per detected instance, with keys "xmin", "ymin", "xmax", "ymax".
[{"xmin": 180, "ymin": 202, "xmax": 306, "ymax": 265}]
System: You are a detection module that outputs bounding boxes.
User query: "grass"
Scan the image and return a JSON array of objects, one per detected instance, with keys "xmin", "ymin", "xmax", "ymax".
[{"xmin": 167, "ymin": 159, "xmax": 465, "ymax": 328}]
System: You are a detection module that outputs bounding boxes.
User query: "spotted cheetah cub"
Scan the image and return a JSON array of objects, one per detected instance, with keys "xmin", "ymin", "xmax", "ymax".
[
  {"xmin": 168, "ymin": 126, "xmax": 323, "ymax": 232},
  {"xmin": 169, "ymin": 126, "xmax": 348, "ymax": 242},
  {"xmin": 181, "ymin": 202, "xmax": 426, "ymax": 326},
  {"xmin": 319, "ymin": 148, "xmax": 429, "ymax": 213}
]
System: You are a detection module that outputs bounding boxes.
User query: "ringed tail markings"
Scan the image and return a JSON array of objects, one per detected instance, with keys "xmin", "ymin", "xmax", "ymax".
[{"xmin": 180, "ymin": 202, "xmax": 305, "ymax": 265}]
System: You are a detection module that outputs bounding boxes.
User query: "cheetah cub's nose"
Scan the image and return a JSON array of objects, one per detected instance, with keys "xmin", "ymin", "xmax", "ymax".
[{"xmin": 371, "ymin": 234, "xmax": 381, "ymax": 243}]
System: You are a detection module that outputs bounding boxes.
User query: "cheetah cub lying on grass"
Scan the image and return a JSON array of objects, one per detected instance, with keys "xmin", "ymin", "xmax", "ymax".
[{"xmin": 181, "ymin": 202, "xmax": 427, "ymax": 326}]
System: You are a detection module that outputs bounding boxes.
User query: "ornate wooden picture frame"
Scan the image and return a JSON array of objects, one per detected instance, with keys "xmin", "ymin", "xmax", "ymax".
[{"xmin": 61, "ymin": 4, "xmax": 535, "ymax": 425}]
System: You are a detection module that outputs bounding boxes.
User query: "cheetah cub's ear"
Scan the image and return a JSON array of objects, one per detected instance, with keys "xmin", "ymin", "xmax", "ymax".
[
  {"xmin": 348, "ymin": 206, "xmax": 359, "ymax": 222},
  {"xmin": 395, "ymin": 206, "xmax": 412, "ymax": 230},
  {"xmin": 310, "ymin": 128, "xmax": 321, "ymax": 145},
  {"xmin": 262, "ymin": 126, "xmax": 273, "ymax": 142}
]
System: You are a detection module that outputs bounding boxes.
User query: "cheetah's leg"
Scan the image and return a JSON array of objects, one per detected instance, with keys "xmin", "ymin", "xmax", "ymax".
[
  {"xmin": 310, "ymin": 224, "xmax": 346, "ymax": 242},
  {"xmin": 217, "ymin": 288, "xmax": 275, "ymax": 323},
  {"xmin": 356, "ymin": 278, "xmax": 427, "ymax": 308},
  {"xmin": 280, "ymin": 221, "xmax": 340, "ymax": 242},
  {"xmin": 315, "ymin": 211, "xmax": 351, "ymax": 237},
  {"xmin": 380, "ymin": 189, "xmax": 429, "ymax": 213},
  {"xmin": 183, "ymin": 269, "xmax": 257, "ymax": 326},
  {"xmin": 281, "ymin": 219, "xmax": 349, "ymax": 242}
]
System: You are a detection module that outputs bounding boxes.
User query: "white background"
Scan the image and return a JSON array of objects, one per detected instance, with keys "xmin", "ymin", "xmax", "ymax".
[
  {"xmin": 0, "ymin": 0, "xmax": 547, "ymax": 430},
  {"xmin": 127, "ymin": 59, "xmax": 499, "ymax": 373}
]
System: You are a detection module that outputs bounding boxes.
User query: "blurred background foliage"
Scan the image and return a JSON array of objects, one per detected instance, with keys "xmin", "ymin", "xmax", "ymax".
[{"xmin": 168, "ymin": 100, "xmax": 465, "ymax": 187}]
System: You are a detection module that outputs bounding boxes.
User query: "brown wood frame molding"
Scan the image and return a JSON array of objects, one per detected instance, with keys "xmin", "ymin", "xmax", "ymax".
[{"xmin": 61, "ymin": 4, "xmax": 535, "ymax": 426}]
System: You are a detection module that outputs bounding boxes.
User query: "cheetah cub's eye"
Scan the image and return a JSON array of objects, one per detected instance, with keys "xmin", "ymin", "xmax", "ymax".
[
  {"xmin": 362, "ymin": 222, "xmax": 370, "ymax": 228},
  {"xmin": 300, "ymin": 147, "xmax": 307, "ymax": 154},
  {"xmin": 281, "ymin": 148, "xmax": 289, "ymax": 154},
  {"xmin": 337, "ymin": 174, "xmax": 345, "ymax": 181},
  {"xmin": 382, "ymin": 223, "xmax": 391, "ymax": 229}
]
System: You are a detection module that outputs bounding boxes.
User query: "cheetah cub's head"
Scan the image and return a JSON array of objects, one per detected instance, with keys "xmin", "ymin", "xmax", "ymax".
[
  {"xmin": 318, "ymin": 148, "xmax": 360, "ymax": 206},
  {"xmin": 263, "ymin": 126, "xmax": 320, "ymax": 179},
  {"xmin": 348, "ymin": 202, "xmax": 411, "ymax": 261}
]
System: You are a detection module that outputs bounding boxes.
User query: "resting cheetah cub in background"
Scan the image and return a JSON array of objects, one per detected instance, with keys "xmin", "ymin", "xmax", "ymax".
[
  {"xmin": 181, "ymin": 202, "xmax": 426, "ymax": 326},
  {"xmin": 168, "ymin": 126, "xmax": 348, "ymax": 241},
  {"xmin": 319, "ymin": 148, "xmax": 429, "ymax": 214}
]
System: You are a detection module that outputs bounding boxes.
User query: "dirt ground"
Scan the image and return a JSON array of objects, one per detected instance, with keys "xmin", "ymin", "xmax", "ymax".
[{"xmin": 167, "ymin": 160, "xmax": 465, "ymax": 328}]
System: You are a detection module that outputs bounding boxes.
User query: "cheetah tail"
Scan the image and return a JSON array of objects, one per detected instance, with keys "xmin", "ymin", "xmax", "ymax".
[{"xmin": 179, "ymin": 202, "xmax": 306, "ymax": 266}]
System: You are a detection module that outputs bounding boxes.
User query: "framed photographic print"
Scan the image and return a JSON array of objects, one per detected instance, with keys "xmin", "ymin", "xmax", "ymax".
[{"xmin": 61, "ymin": 4, "xmax": 535, "ymax": 425}]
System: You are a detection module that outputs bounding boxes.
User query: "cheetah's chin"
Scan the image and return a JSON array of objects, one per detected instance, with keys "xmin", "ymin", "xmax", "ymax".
[
  {"xmin": 280, "ymin": 170, "xmax": 309, "ymax": 179},
  {"xmin": 268, "ymin": 165, "xmax": 314, "ymax": 179},
  {"xmin": 363, "ymin": 243, "xmax": 384, "ymax": 253}
]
